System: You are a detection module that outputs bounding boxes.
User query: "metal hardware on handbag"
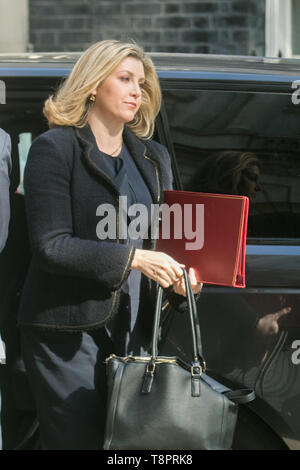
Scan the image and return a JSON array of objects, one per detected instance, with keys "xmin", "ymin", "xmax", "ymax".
[{"xmin": 104, "ymin": 270, "xmax": 255, "ymax": 450}]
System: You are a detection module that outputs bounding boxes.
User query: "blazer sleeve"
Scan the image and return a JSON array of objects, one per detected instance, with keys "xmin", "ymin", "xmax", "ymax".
[
  {"xmin": 24, "ymin": 133, "xmax": 135, "ymax": 290},
  {"xmin": 0, "ymin": 130, "xmax": 12, "ymax": 253}
]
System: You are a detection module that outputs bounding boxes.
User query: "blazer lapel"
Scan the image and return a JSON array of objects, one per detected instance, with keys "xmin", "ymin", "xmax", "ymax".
[
  {"xmin": 75, "ymin": 125, "xmax": 120, "ymax": 196},
  {"xmin": 75, "ymin": 124, "xmax": 162, "ymax": 205},
  {"xmin": 123, "ymin": 127, "xmax": 162, "ymax": 205}
]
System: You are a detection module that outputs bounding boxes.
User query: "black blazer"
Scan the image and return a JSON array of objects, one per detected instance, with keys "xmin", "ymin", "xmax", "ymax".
[{"xmin": 17, "ymin": 124, "xmax": 180, "ymax": 331}]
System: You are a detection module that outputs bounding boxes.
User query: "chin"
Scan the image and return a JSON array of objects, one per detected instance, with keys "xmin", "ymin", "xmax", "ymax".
[
  {"xmin": 126, "ymin": 112, "xmax": 138, "ymax": 121},
  {"xmin": 120, "ymin": 109, "xmax": 138, "ymax": 122}
]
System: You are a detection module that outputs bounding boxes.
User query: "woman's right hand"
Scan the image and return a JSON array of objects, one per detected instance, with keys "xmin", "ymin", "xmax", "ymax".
[{"xmin": 131, "ymin": 249, "xmax": 185, "ymax": 289}]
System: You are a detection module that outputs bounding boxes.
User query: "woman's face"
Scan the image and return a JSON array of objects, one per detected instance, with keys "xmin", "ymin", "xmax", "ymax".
[
  {"xmin": 242, "ymin": 164, "xmax": 261, "ymax": 200},
  {"xmin": 91, "ymin": 56, "xmax": 145, "ymax": 126}
]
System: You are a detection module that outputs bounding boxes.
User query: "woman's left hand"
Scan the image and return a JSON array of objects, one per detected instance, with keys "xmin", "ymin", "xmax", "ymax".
[{"xmin": 173, "ymin": 267, "xmax": 203, "ymax": 297}]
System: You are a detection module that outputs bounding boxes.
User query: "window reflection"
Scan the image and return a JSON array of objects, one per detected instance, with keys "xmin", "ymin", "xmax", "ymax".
[{"xmin": 163, "ymin": 88, "xmax": 300, "ymax": 239}]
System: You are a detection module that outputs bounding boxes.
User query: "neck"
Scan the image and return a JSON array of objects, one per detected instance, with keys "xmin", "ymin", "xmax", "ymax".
[{"xmin": 88, "ymin": 113, "xmax": 124, "ymax": 156}]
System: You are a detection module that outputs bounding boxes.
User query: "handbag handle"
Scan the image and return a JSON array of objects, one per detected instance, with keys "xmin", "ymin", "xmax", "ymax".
[
  {"xmin": 184, "ymin": 269, "xmax": 205, "ymax": 366},
  {"xmin": 141, "ymin": 269, "xmax": 206, "ymax": 396},
  {"xmin": 141, "ymin": 271, "xmax": 255, "ymax": 403},
  {"xmin": 150, "ymin": 269, "xmax": 206, "ymax": 371}
]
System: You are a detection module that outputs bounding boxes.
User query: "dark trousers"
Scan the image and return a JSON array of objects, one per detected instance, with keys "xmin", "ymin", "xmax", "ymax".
[{"xmin": 20, "ymin": 327, "xmax": 115, "ymax": 450}]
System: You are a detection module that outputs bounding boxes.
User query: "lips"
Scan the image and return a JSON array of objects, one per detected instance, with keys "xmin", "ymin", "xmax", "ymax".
[{"xmin": 124, "ymin": 102, "xmax": 137, "ymax": 108}]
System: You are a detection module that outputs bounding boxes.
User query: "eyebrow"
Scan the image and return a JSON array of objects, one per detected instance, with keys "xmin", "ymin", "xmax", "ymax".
[{"xmin": 118, "ymin": 69, "xmax": 145, "ymax": 81}]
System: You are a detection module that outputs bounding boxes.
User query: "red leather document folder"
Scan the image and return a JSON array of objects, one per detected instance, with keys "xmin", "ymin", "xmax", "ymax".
[{"xmin": 156, "ymin": 190, "xmax": 249, "ymax": 288}]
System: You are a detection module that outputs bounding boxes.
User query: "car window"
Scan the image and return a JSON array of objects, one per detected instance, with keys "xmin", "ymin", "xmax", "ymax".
[{"xmin": 162, "ymin": 87, "xmax": 300, "ymax": 241}]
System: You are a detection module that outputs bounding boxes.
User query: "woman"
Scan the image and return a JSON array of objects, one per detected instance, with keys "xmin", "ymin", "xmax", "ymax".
[
  {"xmin": 18, "ymin": 40, "xmax": 202, "ymax": 450},
  {"xmin": 190, "ymin": 151, "xmax": 262, "ymax": 201}
]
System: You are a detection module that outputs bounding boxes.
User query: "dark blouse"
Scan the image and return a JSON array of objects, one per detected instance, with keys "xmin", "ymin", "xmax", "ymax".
[{"xmin": 95, "ymin": 143, "xmax": 153, "ymax": 355}]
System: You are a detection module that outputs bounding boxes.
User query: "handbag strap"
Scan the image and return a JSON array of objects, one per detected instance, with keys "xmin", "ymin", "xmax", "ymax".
[
  {"xmin": 184, "ymin": 269, "xmax": 205, "ymax": 366},
  {"xmin": 201, "ymin": 374, "xmax": 255, "ymax": 404},
  {"xmin": 150, "ymin": 269, "xmax": 206, "ymax": 370},
  {"xmin": 141, "ymin": 270, "xmax": 205, "ymax": 396},
  {"xmin": 143, "ymin": 272, "xmax": 256, "ymax": 402}
]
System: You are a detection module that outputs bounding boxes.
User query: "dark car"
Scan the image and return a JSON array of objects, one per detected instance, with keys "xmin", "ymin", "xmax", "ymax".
[{"xmin": 1, "ymin": 52, "xmax": 300, "ymax": 450}]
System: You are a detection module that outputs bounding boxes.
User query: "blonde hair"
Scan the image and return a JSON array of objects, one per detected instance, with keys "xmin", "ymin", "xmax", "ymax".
[
  {"xmin": 43, "ymin": 40, "xmax": 161, "ymax": 138},
  {"xmin": 190, "ymin": 151, "xmax": 261, "ymax": 195}
]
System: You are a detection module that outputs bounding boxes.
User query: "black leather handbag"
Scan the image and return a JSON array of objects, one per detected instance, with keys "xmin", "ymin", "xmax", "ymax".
[{"xmin": 104, "ymin": 270, "xmax": 255, "ymax": 450}]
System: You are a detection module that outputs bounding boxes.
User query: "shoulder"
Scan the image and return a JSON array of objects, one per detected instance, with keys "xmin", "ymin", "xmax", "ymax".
[
  {"xmin": 143, "ymin": 138, "xmax": 171, "ymax": 165},
  {"xmin": 0, "ymin": 129, "xmax": 11, "ymax": 172},
  {"xmin": 26, "ymin": 127, "xmax": 77, "ymax": 180},
  {"xmin": 0, "ymin": 128, "xmax": 11, "ymax": 156},
  {"xmin": 124, "ymin": 126, "xmax": 171, "ymax": 166},
  {"xmin": 142, "ymin": 138, "xmax": 174, "ymax": 189},
  {"xmin": 143, "ymin": 138, "xmax": 169, "ymax": 156},
  {"xmin": 0, "ymin": 128, "xmax": 9, "ymax": 142},
  {"xmin": 29, "ymin": 126, "xmax": 77, "ymax": 164},
  {"xmin": 32, "ymin": 126, "xmax": 75, "ymax": 148}
]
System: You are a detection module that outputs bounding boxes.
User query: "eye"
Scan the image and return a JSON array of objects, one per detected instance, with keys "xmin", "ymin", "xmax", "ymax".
[
  {"xmin": 243, "ymin": 169, "xmax": 259, "ymax": 182},
  {"xmin": 139, "ymin": 82, "xmax": 146, "ymax": 89},
  {"xmin": 120, "ymin": 76, "xmax": 130, "ymax": 82}
]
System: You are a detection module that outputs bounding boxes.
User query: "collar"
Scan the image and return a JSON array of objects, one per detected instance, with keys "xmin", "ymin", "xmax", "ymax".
[
  {"xmin": 74, "ymin": 124, "xmax": 161, "ymax": 204},
  {"xmin": 75, "ymin": 122, "xmax": 143, "ymax": 152}
]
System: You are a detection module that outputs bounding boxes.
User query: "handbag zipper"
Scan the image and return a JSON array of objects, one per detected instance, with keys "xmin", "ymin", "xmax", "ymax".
[{"xmin": 105, "ymin": 353, "xmax": 189, "ymax": 368}]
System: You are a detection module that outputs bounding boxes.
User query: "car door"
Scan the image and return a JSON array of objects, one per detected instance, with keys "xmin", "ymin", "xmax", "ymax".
[{"xmin": 158, "ymin": 72, "xmax": 300, "ymax": 449}]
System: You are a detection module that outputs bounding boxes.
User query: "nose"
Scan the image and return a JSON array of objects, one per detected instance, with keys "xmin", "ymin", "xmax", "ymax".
[
  {"xmin": 255, "ymin": 182, "xmax": 262, "ymax": 192},
  {"xmin": 130, "ymin": 80, "xmax": 142, "ymax": 98}
]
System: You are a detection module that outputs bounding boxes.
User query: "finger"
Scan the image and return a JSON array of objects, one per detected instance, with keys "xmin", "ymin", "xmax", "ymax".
[
  {"xmin": 168, "ymin": 259, "xmax": 185, "ymax": 281},
  {"xmin": 273, "ymin": 307, "xmax": 292, "ymax": 320},
  {"xmin": 173, "ymin": 276, "xmax": 186, "ymax": 296},
  {"xmin": 158, "ymin": 278, "xmax": 172, "ymax": 289},
  {"xmin": 155, "ymin": 253, "xmax": 183, "ymax": 282},
  {"xmin": 189, "ymin": 267, "xmax": 198, "ymax": 286},
  {"xmin": 154, "ymin": 273, "xmax": 172, "ymax": 289},
  {"xmin": 193, "ymin": 283, "xmax": 203, "ymax": 294},
  {"xmin": 167, "ymin": 266, "xmax": 182, "ymax": 283},
  {"xmin": 173, "ymin": 285, "xmax": 186, "ymax": 297},
  {"xmin": 152, "ymin": 265, "xmax": 175, "ymax": 288}
]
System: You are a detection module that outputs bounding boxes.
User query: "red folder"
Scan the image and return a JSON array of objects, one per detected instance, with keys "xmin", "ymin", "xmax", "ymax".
[{"xmin": 156, "ymin": 190, "xmax": 249, "ymax": 288}]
